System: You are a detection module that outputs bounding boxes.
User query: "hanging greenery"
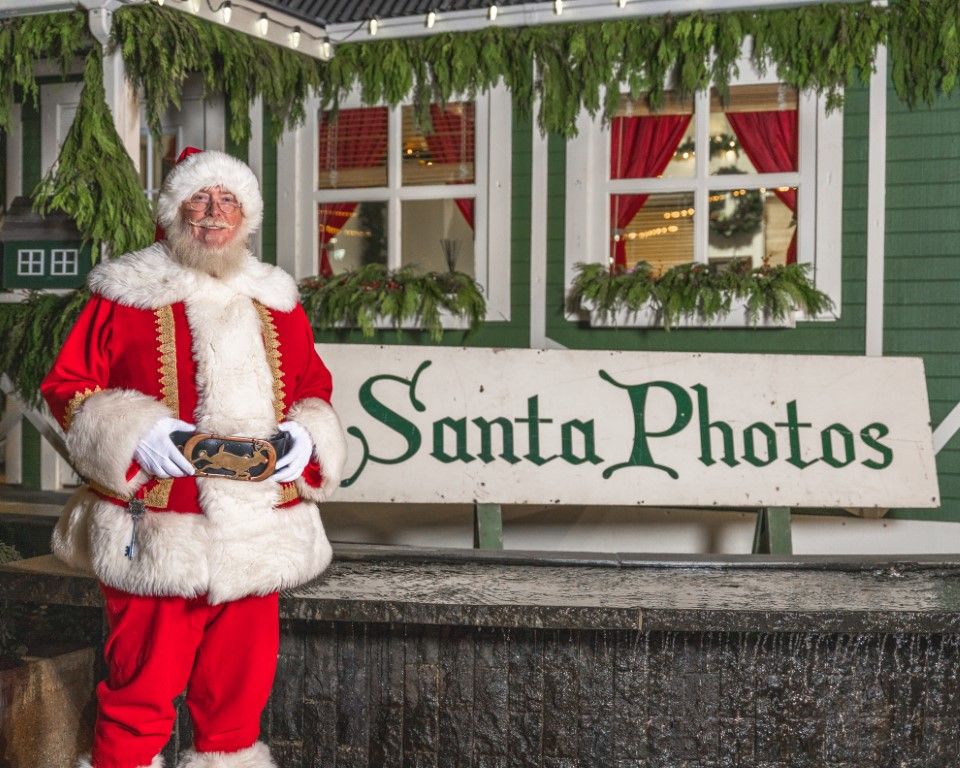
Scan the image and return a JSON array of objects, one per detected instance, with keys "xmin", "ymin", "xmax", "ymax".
[
  {"xmin": 569, "ymin": 259, "xmax": 833, "ymax": 329},
  {"xmin": 32, "ymin": 50, "xmax": 154, "ymax": 259},
  {"xmin": 299, "ymin": 264, "xmax": 486, "ymax": 342},
  {"xmin": 0, "ymin": 289, "xmax": 89, "ymax": 407}
]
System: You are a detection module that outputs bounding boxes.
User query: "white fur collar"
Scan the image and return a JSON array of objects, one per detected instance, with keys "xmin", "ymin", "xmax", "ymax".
[{"xmin": 87, "ymin": 242, "xmax": 299, "ymax": 311}]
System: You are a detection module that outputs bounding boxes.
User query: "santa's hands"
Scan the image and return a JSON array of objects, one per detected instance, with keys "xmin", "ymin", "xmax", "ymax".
[
  {"xmin": 273, "ymin": 420, "xmax": 314, "ymax": 483},
  {"xmin": 134, "ymin": 417, "xmax": 197, "ymax": 478}
]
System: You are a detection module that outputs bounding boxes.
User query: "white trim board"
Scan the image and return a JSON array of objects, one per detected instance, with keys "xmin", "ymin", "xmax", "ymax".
[{"xmin": 865, "ymin": 44, "xmax": 888, "ymax": 357}]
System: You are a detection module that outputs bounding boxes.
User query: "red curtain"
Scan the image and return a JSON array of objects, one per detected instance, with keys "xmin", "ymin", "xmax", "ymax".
[
  {"xmin": 610, "ymin": 114, "xmax": 692, "ymax": 269},
  {"xmin": 424, "ymin": 103, "xmax": 475, "ymax": 229},
  {"xmin": 725, "ymin": 109, "xmax": 799, "ymax": 264},
  {"xmin": 317, "ymin": 108, "xmax": 389, "ymax": 277}
]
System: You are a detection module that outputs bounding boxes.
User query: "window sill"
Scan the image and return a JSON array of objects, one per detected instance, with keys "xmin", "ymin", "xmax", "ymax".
[{"xmin": 577, "ymin": 299, "xmax": 805, "ymax": 329}]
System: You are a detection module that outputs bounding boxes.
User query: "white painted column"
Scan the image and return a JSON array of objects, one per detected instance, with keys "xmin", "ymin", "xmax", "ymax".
[
  {"xmin": 248, "ymin": 96, "xmax": 264, "ymax": 261},
  {"xmin": 87, "ymin": 5, "xmax": 140, "ymax": 172},
  {"xmin": 865, "ymin": 44, "xmax": 887, "ymax": 356}
]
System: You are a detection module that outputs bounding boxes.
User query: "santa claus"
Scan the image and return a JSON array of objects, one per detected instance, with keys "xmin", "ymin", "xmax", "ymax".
[{"xmin": 40, "ymin": 148, "xmax": 346, "ymax": 768}]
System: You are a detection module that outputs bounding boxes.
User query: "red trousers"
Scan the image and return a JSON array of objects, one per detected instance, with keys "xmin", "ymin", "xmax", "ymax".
[{"xmin": 91, "ymin": 582, "xmax": 280, "ymax": 768}]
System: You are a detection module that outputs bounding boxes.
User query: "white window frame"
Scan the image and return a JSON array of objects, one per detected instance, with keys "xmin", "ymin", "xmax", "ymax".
[
  {"xmin": 564, "ymin": 48, "xmax": 843, "ymax": 328},
  {"xmin": 16, "ymin": 249, "xmax": 44, "ymax": 276},
  {"xmin": 292, "ymin": 83, "xmax": 513, "ymax": 325},
  {"xmin": 50, "ymin": 248, "xmax": 78, "ymax": 276}
]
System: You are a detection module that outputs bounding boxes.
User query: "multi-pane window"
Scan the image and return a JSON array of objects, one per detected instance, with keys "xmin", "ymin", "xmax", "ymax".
[
  {"xmin": 51, "ymin": 249, "xmax": 79, "ymax": 275},
  {"xmin": 609, "ymin": 83, "xmax": 800, "ymax": 275},
  {"xmin": 17, "ymin": 249, "xmax": 44, "ymax": 276},
  {"xmin": 316, "ymin": 101, "xmax": 481, "ymax": 279}
]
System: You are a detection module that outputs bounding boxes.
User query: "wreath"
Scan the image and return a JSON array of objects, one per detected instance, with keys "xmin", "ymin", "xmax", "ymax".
[{"xmin": 709, "ymin": 166, "xmax": 764, "ymax": 241}]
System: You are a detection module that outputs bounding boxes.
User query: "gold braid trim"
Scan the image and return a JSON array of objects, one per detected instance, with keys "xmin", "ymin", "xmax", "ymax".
[
  {"xmin": 254, "ymin": 301, "xmax": 285, "ymax": 423},
  {"xmin": 277, "ymin": 483, "xmax": 300, "ymax": 504},
  {"xmin": 146, "ymin": 306, "xmax": 179, "ymax": 509},
  {"xmin": 63, "ymin": 386, "xmax": 102, "ymax": 431}
]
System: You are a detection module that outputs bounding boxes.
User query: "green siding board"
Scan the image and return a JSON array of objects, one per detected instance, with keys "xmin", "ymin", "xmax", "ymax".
[
  {"xmin": 21, "ymin": 98, "xmax": 40, "ymax": 196},
  {"xmin": 20, "ymin": 420, "xmax": 41, "ymax": 490}
]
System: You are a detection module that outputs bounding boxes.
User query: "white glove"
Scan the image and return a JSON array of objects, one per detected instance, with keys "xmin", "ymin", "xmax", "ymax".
[
  {"xmin": 133, "ymin": 417, "xmax": 197, "ymax": 478},
  {"xmin": 273, "ymin": 421, "xmax": 314, "ymax": 483}
]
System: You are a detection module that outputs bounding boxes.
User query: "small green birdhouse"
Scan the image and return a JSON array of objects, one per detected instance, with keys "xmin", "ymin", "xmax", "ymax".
[{"xmin": 0, "ymin": 197, "xmax": 91, "ymax": 290}]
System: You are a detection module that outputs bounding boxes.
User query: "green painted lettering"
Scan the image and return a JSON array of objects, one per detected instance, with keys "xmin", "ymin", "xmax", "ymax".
[
  {"xmin": 432, "ymin": 418, "xmax": 475, "ymax": 463},
  {"xmin": 515, "ymin": 395, "xmax": 557, "ymax": 466},
  {"xmin": 821, "ymin": 423, "xmax": 856, "ymax": 468},
  {"xmin": 342, "ymin": 360, "xmax": 431, "ymax": 487},
  {"xmin": 742, "ymin": 422, "xmax": 777, "ymax": 467},
  {"xmin": 692, "ymin": 383, "xmax": 739, "ymax": 468},
  {"xmin": 560, "ymin": 419, "xmax": 603, "ymax": 465},
  {"xmin": 599, "ymin": 372, "xmax": 692, "ymax": 480},
  {"xmin": 860, "ymin": 423, "xmax": 894, "ymax": 469},
  {"xmin": 472, "ymin": 417, "xmax": 521, "ymax": 464},
  {"xmin": 775, "ymin": 400, "xmax": 818, "ymax": 469}
]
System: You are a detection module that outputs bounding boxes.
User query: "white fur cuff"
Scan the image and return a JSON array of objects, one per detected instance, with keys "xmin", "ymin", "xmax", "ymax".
[
  {"xmin": 286, "ymin": 397, "xmax": 347, "ymax": 503},
  {"xmin": 66, "ymin": 388, "xmax": 173, "ymax": 497},
  {"xmin": 177, "ymin": 741, "xmax": 277, "ymax": 768}
]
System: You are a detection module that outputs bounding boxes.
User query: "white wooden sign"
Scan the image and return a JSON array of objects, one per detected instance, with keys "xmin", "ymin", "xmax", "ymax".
[{"xmin": 317, "ymin": 345, "xmax": 940, "ymax": 509}]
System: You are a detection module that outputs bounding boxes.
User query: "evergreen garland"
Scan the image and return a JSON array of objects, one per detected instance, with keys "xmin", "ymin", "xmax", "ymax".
[
  {"xmin": 32, "ymin": 50, "xmax": 154, "ymax": 259},
  {"xmin": 569, "ymin": 259, "xmax": 833, "ymax": 329},
  {"xmin": 299, "ymin": 264, "xmax": 486, "ymax": 342}
]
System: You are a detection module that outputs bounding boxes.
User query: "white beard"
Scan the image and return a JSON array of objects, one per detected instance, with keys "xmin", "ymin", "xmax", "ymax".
[{"xmin": 165, "ymin": 216, "xmax": 249, "ymax": 280}]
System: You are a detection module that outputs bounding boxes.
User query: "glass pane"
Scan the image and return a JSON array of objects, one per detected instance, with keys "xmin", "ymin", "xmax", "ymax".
[
  {"xmin": 709, "ymin": 84, "xmax": 798, "ymax": 175},
  {"xmin": 611, "ymin": 192, "xmax": 694, "ymax": 274},
  {"xmin": 318, "ymin": 201, "xmax": 387, "ymax": 276},
  {"xmin": 401, "ymin": 103, "xmax": 475, "ymax": 186},
  {"xmin": 318, "ymin": 107, "xmax": 388, "ymax": 189},
  {"xmin": 611, "ymin": 93, "xmax": 695, "ymax": 180},
  {"xmin": 708, "ymin": 186, "xmax": 797, "ymax": 267},
  {"xmin": 139, "ymin": 132, "xmax": 177, "ymax": 201},
  {"xmin": 400, "ymin": 199, "xmax": 476, "ymax": 277}
]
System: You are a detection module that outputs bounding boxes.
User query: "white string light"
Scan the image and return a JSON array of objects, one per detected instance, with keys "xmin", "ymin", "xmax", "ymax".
[
  {"xmin": 488, "ymin": 4, "xmax": 498, "ymax": 20},
  {"xmin": 368, "ymin": 17, "xmax": 379, "ymax": 35},
  {"xmin": 617, "ymin": 0, "xmax": 628, "ymax": 7},
  {"xmin": 187, "ymin": 0, "xmax": 200, "ymax": 13},
  {"xmin": 288, "ymin": 25, "xmax": 301, "ymax": 47},
  {"xmin": 255, "ymin": 11, "xmax": 269, "ymax": 35},
  {"xmin": 426, "ymin": 10, "xmax": 437, "ymax": 28},
  {"xmin": 218, "ymin": 0, "xmax": 231, "ymax": 23},
  {"xmin": 554, "ymin": 0, "xmax": 563, "ymax": 14},
  {"xmin": 318, "ymin": 36, "xmax": 334, "ymax": 61}
]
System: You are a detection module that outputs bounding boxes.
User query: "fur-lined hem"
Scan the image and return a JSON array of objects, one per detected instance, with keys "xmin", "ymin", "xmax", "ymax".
[
  {"xmin": 88, "ymin": 243, "xmax": 298, "ymax": 312},
  {"xmin": 51, "ymin": 489, "xmax": 332, "ymax": 604},
  {"xmin": 176, "ymin": 741, "xmax": 276, "ymax": 768},
  {"xmin": 287, "ymin": 398, "xmax": 347, "ymax": 502},
  {"xmin": 66, "ymin": 388, "xmax": 170, "ymax": 498}
]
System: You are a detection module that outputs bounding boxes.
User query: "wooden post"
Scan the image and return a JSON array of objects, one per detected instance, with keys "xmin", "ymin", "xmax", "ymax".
[
  {"xmin": 473, "ymin": 503, "xmax": 503, "ymax": 550},
  {"xmin": 752, "ymin": 507, "xmax": 793, "ymax": 554}
]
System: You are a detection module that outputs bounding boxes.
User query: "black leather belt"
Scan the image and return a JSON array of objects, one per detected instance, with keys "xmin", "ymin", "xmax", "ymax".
[{"xmin": 170, "ymin": 430, "xmax": 293, "ymax": 481}]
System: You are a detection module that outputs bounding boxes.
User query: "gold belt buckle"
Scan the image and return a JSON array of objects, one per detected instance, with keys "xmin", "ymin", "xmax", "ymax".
[{"xmin": 181, "ymin": 433, "xmax": 278, "ymax": 481}]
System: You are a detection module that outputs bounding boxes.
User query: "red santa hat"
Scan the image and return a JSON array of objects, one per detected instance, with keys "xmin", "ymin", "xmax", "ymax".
[{"xmin": 155, "ymin": 146, "xmax": 263, "ymax": 239}]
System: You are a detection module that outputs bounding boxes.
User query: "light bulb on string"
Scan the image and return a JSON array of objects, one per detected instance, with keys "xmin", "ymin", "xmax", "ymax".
[
  {"xmin": 554, "ymin": 0, "xmax": 563, "ymax": 14},
  {"xmin": 218, "ymin": 1, "xmax": 231, "ymax": 23},
  {"xmin": 617, "ymin": 0, "xmax": 627, "ymax": 6},
  {"xmin": 368, "ymin": 17, "xmax": 379, "ymax": 35},
  {"xmin": 288, "ymin": 26, "xmax": 301, "ymax": 48},
  {"xmin": 488, "ymin": 4, "xmax": 498, "ymax": 20},
  {"xmin": 186, "ymin": 0, "xmax": 200, "ymax": 13},
  {"xmin": 255, "ymin": 12, "xmax": 269, "ymax": 35},
  {"xmin": 155, "ymin": 0, "xmax": 165, "ymax": 6},
  {"xmin": 426, "ymin": 10, "xmax": 437, "ymax": 28},
  {"xmin": 318, "ymin": 36, "xmax": 334, "ymax": 61}
]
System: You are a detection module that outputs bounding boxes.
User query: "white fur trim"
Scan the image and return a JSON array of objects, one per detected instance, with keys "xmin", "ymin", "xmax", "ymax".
[
  {"xmin": 287, "ymin": 398, "xmax": 347, "ymax": 503},
  {"xmin": 52, "ymin": 489, "xmax": 332, "ymax": 604},
  {"xmin": 88, "ymin": 243, "xmax": 298, "ymax": 312},
  {"xmin": 177, "ymin": 742, "xmax": 276, "ymax": 768},
  {"xmin": 76, "ymin": 752, "xmax": 164, "ymax": 768},
  {"xmin": 157, "ymin": 150, "xmax": 263, "ymax": 235},
  {"xmin": 66, "ymin": 388, "xmax": 170, "ymax": 497}
]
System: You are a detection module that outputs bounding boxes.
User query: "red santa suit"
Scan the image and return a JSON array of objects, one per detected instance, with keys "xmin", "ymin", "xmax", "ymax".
[{"xmin": 40, "ymin": 150, "xmax": 346, "ymax": 768}]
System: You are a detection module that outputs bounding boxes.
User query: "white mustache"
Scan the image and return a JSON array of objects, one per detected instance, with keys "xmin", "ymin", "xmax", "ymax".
[{"xmin": 189, "ymin": 218, "xmax": 238, "ymax": 230}]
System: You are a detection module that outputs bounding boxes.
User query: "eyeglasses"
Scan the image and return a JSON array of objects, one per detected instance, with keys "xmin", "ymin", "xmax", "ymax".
[{"xmin": 184, "ymin": 192, "xmax": 242, "ymax": 214}]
